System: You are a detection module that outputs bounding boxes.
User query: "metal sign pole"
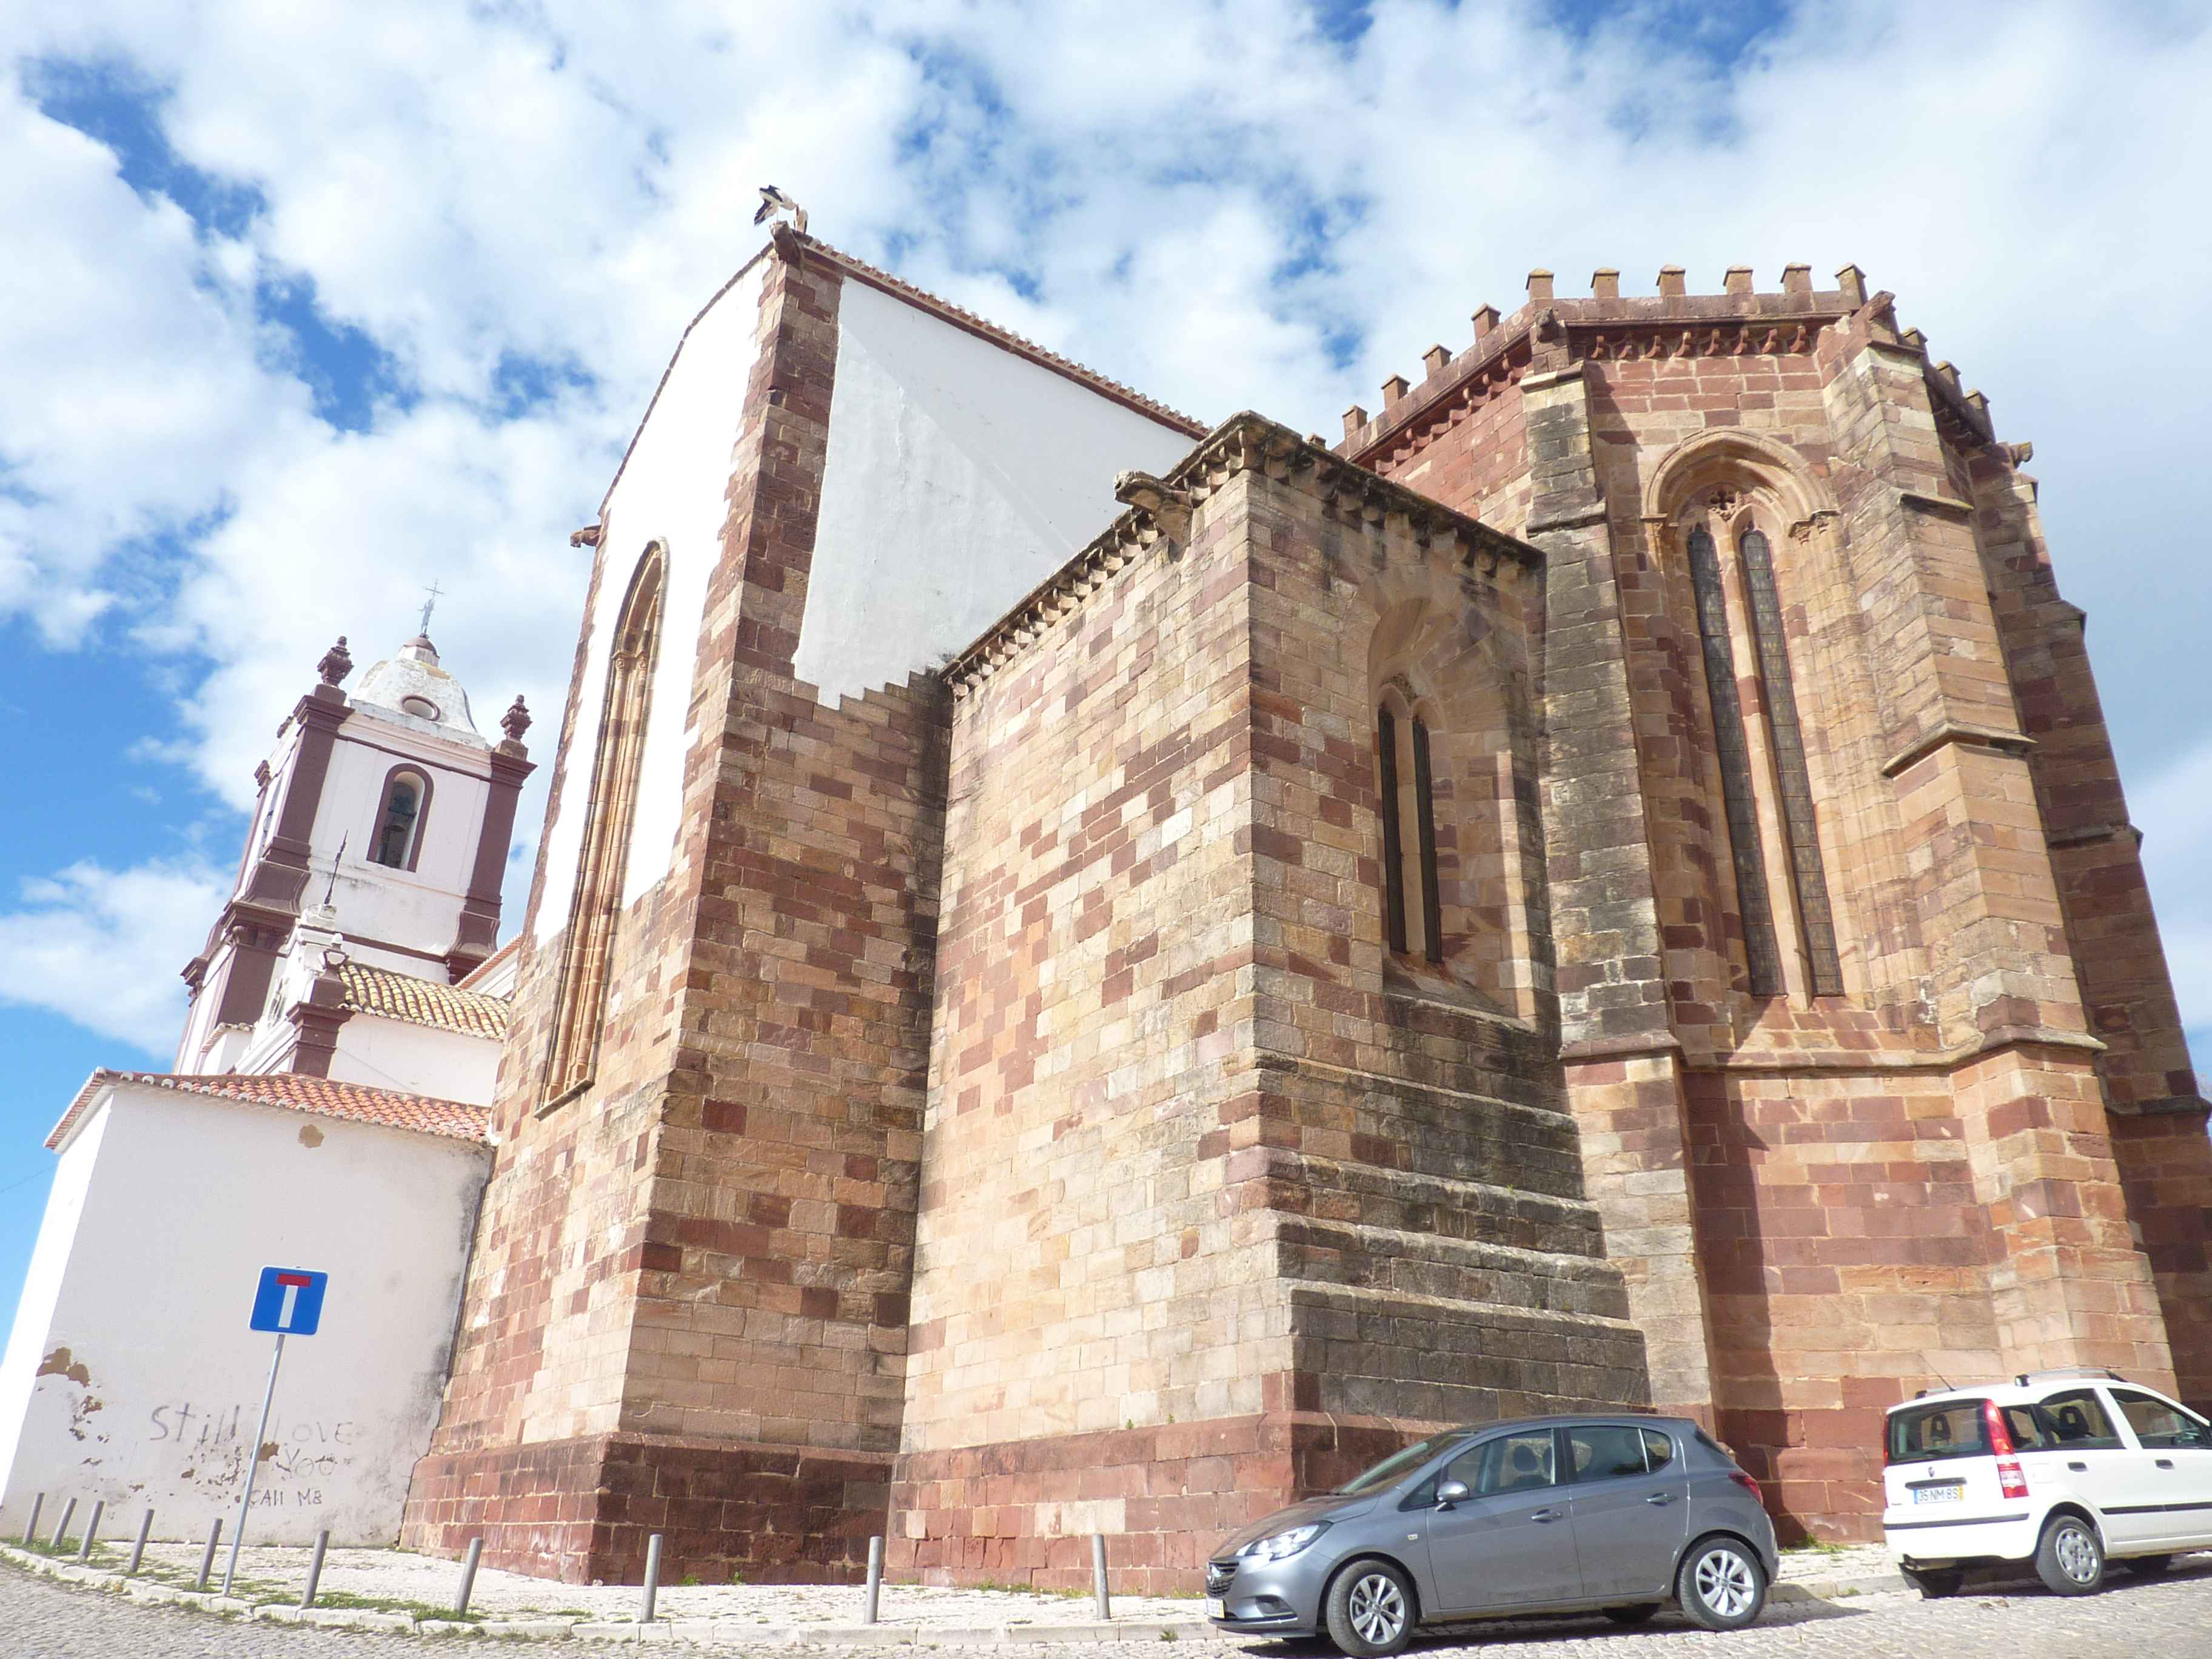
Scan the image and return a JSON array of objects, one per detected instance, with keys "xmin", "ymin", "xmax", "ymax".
[{"xmin": 220, "ymin": 1331, "xmax": 286, "ymax": 1597}]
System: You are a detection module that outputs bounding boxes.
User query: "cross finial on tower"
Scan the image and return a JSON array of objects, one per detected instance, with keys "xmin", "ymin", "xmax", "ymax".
[{"xmin": 419, "ymin": 580, "xmax": 445, "ymax": 637}]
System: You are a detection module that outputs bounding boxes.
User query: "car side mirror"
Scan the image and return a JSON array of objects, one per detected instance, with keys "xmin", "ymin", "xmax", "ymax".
[{"xmin": 1435, "ymin": 1480, "xmax": 1470, "ymax": 1510}]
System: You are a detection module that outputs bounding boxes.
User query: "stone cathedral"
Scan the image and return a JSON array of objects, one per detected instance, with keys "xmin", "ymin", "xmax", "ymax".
[{"xmin": 388, "ymin": 226, "xmax": 2210, "ymax": 1588}]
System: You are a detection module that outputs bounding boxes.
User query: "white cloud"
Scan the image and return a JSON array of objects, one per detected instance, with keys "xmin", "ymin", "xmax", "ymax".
[
  {"xmin": 0, "ymin": 860, "xmax": 228, "ymax": 1052},
  {"xmin": 0, "ymin": 0, "xmax": 2208, "ymax": 1061}
]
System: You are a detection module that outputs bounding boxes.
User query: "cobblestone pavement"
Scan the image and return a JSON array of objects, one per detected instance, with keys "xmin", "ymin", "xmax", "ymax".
[
  {"xmin": 10, "ymin": 1555, "xmax": 2212, "ymax": 1655},
  {"xmin": 83, "ymin": 1539, "xmax": 1900, "ymax": 1626}
]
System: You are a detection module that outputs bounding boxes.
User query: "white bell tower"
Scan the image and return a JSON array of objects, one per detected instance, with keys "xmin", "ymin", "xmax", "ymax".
[{"xmin": 175, "ymin": 630, "xmax": 534, "ymax": 1074}]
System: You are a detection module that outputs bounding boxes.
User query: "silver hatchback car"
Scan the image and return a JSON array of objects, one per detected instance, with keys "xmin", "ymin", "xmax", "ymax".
[{"xmin": 1203, "ymin": 1415, "xmax": 1779, "ymax": 1654}]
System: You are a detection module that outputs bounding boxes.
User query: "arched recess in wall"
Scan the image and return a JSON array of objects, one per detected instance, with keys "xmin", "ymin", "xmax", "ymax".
[
  {"xmin": 1645, "ymin": 432, "xmax": 1845, "ymax": 1001},
  {"xmin": 541, "ymin": 539, "xmax": 666, "ymax": 1110},
  {"xmin": 370, "ymin": 764, "xmax": 433, "ymax": 871},
  {"xmin": 1363, "ymin": 578, "xmax": 1539, "ymax": 1019}
]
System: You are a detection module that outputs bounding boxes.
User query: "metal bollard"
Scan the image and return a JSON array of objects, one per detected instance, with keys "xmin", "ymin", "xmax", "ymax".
[
  {"xmin": 1091, "ymin": 1532, "xmax": 1111, "ymax": 1622},
  {"xmin": 640, "ymin": 1532, "xmax": 663, "ymax": 1623},
  {"xmin": 455, "ymin": 1537, "xmax": 483, "ymax": 1616},
  {"xmin": 301, "ymin": 1529, "xmax": 330, "ymax": 1609},
  {"xmin": 863, "ymin": 1535, "xmax": 884, "ymax": 1624},
  {"xmin": 75, "ymin": 1500, "xmax": 104, "ymax": 1564},
  {"xmin": 22, "ymin": 1493, "xmax": 43, "ymax": 1549},
  {"xmin": 195, "ymin": 1518, "xmax": 222, "ymax": 1590},
  {"xmin": 49, "ymin": 1497, "xmax": 76, "ymax": 1552},
  {"xmin": 127, "ymin": 1509, "xmax": 154, "ymax": 1577}
]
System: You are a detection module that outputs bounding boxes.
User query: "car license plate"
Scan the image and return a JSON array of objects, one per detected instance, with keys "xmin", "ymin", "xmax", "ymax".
[
  {"xmin": 1205, "ymin": 1598, "xmax": 1225, "ymax": 1620},
  {"xmin": 1912, "ymin": 1484, "xmax": 1963, "ymax": 1505}
]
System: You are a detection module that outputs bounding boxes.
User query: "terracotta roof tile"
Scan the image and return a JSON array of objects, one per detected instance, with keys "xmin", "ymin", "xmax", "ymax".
[
  {"xmin": 50, "ymin": 1070, "xmax": 492, "ymax": 1150},
  {"xmin": 339, "ymin": 962, "xmax": 509, "ymax": 1040}
]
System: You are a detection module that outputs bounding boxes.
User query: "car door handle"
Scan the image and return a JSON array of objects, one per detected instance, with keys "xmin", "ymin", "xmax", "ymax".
[
  {"xmin": 2157, "ymin": 1459, "xmax": 2176, "ymax": 1470},
  {"xmin": 1645, "ymin": 1493, "xmax": 1675, "ymax": 1506},
  {"xmin": 1529, "ymin": 1509, "xmax": 1561, "ymax": 1524},
  {"xmin": 2069, "ymin": 1461, "xmax": 2088, "ymax": 1472}
]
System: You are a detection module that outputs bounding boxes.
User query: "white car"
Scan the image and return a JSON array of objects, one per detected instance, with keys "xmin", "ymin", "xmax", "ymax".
[{"xmin": 1883, "ymin": 1369, "xmax": 2212, "ymax": 1596}]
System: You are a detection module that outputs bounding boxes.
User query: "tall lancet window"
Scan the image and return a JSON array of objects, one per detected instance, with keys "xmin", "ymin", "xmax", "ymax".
[
  {"xmin": 1686, "ymin": 518, "xmax": 1844, "ymax": 999},
  {"xmin": 1375, "ymin": 695, "xmax": 1444, "ymax": 965},
  {"xmin": 543, "ymin": 541, "xmax": 665, "ymax": 1109},
  {"xmin": 1737, "ymin": 529, "xmax": 1845, "ymax": 996},
  {"xmin": 1686, "ymin": 525, "xmax": 1783, "ymax": 994}
]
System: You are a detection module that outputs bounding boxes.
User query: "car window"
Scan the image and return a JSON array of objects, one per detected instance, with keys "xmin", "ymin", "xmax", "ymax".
[
  {"xmin": 1566, "ymin": 1424, "xmax": 1648, "ymax": 1483},
  {"xmin": 1643, "ymin": 1428, "xmax": 1675, "ymax": 1471},
  {"xmin": 2041, "ymin": 1389, "xmax": 2123, "ymax": 1450},
  {"xmin": 1473, "ymin": 1431, "xmax": 1557, "ymax": 1495},
  {"xmin": 2001, "ymin": 1405, "xmax": 2053, "ymax": 1451},
  {"xmin": 2110, "ymin": 1389, "xmax": 2210, "ymax": 1450},
  {"xmin": 1338, "ymin": 1432, "xmax": 1475, "ymax": 1495},
  {"xmin": 1886, "ymin": 1400, "xmax": 1991, "ymax": 1464}
]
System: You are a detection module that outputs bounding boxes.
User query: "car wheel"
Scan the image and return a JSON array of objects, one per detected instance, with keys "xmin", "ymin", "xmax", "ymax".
[
  {"xmin": 2125, "ymin": 1553, "xmax": 2174, "ymax": 1577},
  {"xmin": 1676, "ymin": 1535, "xmax": 1767, "ymax": 1631},
  {"xmin": 2034, "ymin": 1513, "xmax": 2105, "ymax": 1596},
  {"xmin": 1902, "ymin": 1565, "xmax": 1963, "ymax": 1599},
  {"xmin": 1602, "ymin": 1603, "xmax": 1661, "ymax": 1625},
  {"xmin": 1323, "ymin": 1560, "xmax": 1415, "ymax": 1658}
]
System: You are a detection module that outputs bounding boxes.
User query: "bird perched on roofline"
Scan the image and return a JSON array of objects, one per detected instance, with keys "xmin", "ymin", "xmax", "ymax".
[{"xmin": 754, "ymin": 186, "xmax": 807, "ymax": 235}]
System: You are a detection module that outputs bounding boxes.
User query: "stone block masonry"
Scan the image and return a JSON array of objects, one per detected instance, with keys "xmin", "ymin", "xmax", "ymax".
[
  {"xmin": 406, "ymin": 236, "xmax": 939, "ymax": 1584},
  {"xmin": 894, "ymin": 418, "xmax": 1650, "ymax": 1587},
  {"xmin": 1348, "ymin": 263, "xmax": 2204, "ymax": 1538},
  {"xmin": 404, "ymin": 240, "xmax": 2204, "ymax": 1580}
]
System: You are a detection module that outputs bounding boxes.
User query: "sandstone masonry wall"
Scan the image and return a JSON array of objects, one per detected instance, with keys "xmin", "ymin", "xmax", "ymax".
[{"xmin": 1346, "ymin": 265, "xmax": 2198, "ymax": 1539}]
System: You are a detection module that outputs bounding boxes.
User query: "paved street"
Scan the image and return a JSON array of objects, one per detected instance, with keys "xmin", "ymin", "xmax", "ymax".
[{"xmin": 8, "ymin": 1557, "xmax": 2212, "ymax": 1656}]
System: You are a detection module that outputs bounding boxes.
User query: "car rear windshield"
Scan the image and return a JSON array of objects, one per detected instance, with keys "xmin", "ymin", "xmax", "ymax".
[{"xmin": 1888, "ymin": 1400, "xmax": 1991, "ymax": 1464}]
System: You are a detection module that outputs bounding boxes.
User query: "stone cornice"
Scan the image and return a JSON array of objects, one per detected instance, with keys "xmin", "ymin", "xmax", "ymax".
[
  {"xmin": 1881, "ymin": 719, "xmax": 2037, "ymax": 779},
  {"xmin": 944, "ymin": 412, "xmax": 1540, "ymax": 695},
  {"xmin": 1899, "ymin": 489, "xmax": 1976, "ymax": 519},
  {"xmin": 1686, "ymin": 1026, "xmax": 2103, "ymax": 1074}
]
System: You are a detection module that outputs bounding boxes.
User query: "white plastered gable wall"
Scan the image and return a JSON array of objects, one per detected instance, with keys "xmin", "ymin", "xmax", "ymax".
[
  {"xmin": 794, "ymin": 278, "xmax": 1195, "ymax": 705},
  {"xmin": 535, "ymin": 247, "xmax": 1198, "ymax": 942},
  {"xmin": 534, "ymin": 255, "xmax": 772, "ymax": 939}
]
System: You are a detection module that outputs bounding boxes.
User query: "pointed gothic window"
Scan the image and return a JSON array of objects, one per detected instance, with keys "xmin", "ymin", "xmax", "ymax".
[
  {"xmin": 543, "ymin": 541, "xmax": 665, "ymax": 1108},
  {"xmin": 372, "ymin": 771, "xmax": 427, "ymax": 870},
  {"xmin": 1375, "ymin": 697, "xmax": 1445, "ymax": 965}
]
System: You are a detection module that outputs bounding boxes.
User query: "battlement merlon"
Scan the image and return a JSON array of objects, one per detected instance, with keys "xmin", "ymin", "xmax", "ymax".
[{"xmin": 1338, "ymin": 262, "xmax": 2009, "ymax": 465}]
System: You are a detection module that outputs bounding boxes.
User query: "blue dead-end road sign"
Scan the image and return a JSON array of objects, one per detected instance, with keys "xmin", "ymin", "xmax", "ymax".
[{"xmin": 250, "ymin": 1267, "xmax": 328, "ymax": 1336}]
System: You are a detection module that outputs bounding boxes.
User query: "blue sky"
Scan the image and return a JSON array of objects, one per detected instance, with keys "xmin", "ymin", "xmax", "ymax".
[{"xmin": 3, "ymin": 0, "xmax": 2211, "ymax": 1319}]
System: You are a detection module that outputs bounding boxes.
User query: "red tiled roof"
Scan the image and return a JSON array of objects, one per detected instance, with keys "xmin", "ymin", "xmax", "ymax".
[
  {"xmin": 50, "ymin": 1070, "xmax": 492, "ymax": 1150},
  {"xmin": 339, "ymin": 961, "xmax": 509, "ymax": 1040}
]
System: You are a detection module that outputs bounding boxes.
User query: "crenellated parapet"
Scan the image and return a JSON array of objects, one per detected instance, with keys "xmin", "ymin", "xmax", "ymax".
[{"xmin": 1341, "ymin": 263, "xmax": 2022, "ymax": 475}]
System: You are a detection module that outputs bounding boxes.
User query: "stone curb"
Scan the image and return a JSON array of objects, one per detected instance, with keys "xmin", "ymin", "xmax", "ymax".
[
  {"xmin": 1771, "ymin": 1570, "xmax": 1911, "ymax": 1602},
  {"xmin": 2, "ymin": 1545, "xmax": 1905, "ymax": 1643}
]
